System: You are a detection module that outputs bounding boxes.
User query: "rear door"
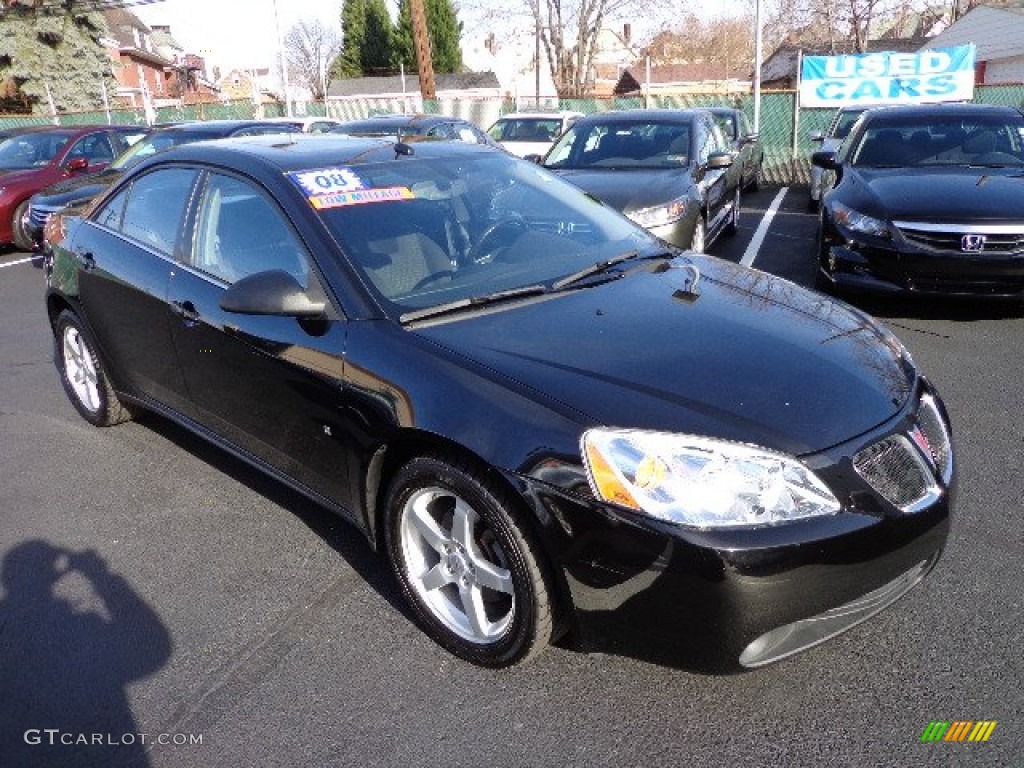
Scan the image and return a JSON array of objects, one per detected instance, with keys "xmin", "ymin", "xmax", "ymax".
[{"xmin": 166, "ymin": 169, "xmax": 354, "ymax": 506}]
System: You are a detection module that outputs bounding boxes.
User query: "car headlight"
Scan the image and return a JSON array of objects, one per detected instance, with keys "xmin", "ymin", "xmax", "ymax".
[
  {"xmin": 627, "ymin": 197, "xmax": 689, "ymax": 229},
  {"xmin": 831, "ymin": 201, "xmax": 890, "ymax": 238},
  {"xmin": 581, "ymin": 429, "xmax": 841, "ymax": 528}
]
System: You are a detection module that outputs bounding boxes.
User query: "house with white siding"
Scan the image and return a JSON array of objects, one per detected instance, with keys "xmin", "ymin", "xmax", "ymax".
[{"xmin": 922, "ymin": 5, "xmax": 1024, "ymax": 84}]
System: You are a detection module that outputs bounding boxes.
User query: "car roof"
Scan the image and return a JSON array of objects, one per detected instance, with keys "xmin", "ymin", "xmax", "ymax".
[
  {"xmin": 495, "ymin": 111, "xmax": 583, "ymax": 120},
  {"xmin": 859, "ymin": 102, "xmax": 1023, "ymax": 120},
  {"xmin": 132, "ymin": 133, "xmax": 496, "ymax": 176},
  {"xmin": 0, "ymin": 124, "xmax": 139, "ymax": 137},
  {"xmin": 156, "ymin": 119, "xmax": 301, "ymax": 135},
  {"xmin": 572, "ymin": 108, "xmax": 711, "ymax": 125}
]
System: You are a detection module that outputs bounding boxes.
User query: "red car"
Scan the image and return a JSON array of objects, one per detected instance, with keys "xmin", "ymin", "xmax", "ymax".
[{"xmin": 0, "ymin": 124, "xmax": 147, "ymax": 250}]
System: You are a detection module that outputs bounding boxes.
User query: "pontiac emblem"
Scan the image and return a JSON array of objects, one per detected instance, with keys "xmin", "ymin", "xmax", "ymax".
[{"xmin": 961, "ymin": 234, "xmax": 986, "ymax": 252}]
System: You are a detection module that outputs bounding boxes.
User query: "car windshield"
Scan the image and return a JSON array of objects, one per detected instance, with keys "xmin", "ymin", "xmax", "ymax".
[
  {"xmin": 488, "ymin": 118, "xmax": 562, "ymax": 142},
  {"xmin": 850, "ymin": 114, "xmax": 1024, "ymax": 168},
  {"xmin": 110, "ymin": 130, "xmax": 221, "ymax": 170},
  {"xmin": 0, "ymin": 131, "xmax": 72, "ymax": 170},
  {"xmin": 310, "ymin": 151, "xmax": 662, "ymax": 316},
  {"xmin": 544, "ymin": 120, "xmax": 693, "ymax": 170}
]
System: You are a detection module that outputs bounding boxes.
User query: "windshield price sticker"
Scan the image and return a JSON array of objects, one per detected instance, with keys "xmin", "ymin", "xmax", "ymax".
[
  {"xmin": 289, "ymin": 167, "xmax": 366, "ymax": 196},
  {"xmin": 309, "ymin": 186, "xmax": 414, "ymax": 210}
]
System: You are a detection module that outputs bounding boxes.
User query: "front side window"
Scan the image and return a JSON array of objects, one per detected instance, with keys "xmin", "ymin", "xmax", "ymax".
[
  {"xmin": 191, "ymin": 173, "xmax": 310, "ymax": 286},
  {"xmin": 99, "ymin": 167, "xmax": 197, "ymax": 255},
  {"xmin": 67, "ymin": 134, "xmax": 115, "ymax": 164}
]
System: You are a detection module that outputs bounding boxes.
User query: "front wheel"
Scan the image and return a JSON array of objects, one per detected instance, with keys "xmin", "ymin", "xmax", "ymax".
[
  {"xmin": 55, "ymin": 310, "xmax": 134, "ymax": 427},
  {"xmin": 384, "ymin": 455, "xmax": 557, "ymax": 667},
  {"xmin": 12, "ymin": 200, "xmax": 33, "ymax": 251},
  {"xmin": 689, "ymin": 214, "xmax": 706, "ymax": 254}
]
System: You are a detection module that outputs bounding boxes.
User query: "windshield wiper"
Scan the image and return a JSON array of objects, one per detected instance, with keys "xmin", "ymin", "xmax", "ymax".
[
  {"xmin": 400, "ymin": 284, "xmax": 547, "ymax": 323},
  {"xmin": 551, "ymin": 250, "xmax": 672, "ymax": 290}
]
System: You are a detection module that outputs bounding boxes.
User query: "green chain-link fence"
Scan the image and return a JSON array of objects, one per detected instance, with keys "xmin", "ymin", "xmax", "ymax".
[{"xmin": 3, "ymin": 84, "xmax": 1023, "ymax": 186}]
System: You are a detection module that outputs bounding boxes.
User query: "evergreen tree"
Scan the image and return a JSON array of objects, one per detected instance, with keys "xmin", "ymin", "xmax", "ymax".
[
  {"xmin": 0, "ymin": 3, "xmax": 118, "ymax": 115},
  {"xmin": 361, "ymin": 0, "xmax": 394, "ymax": 76},
  {"xmin": 334, "ymin": 0, "xmax": 367, "ymax": 79},
  {"xmin": 393, "ymin": 0, "xmax": 463, "ymax": 74}
]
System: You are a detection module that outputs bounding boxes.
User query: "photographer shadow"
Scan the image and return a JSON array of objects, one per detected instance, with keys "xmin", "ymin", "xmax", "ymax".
[{"xmin": 0, "ymin": 540, "xmax": 171, "ymax": 767}]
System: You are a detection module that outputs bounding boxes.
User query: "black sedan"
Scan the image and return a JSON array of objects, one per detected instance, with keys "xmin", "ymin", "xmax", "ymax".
[
  {"xmin": 536, "ymin": 109, "xmax": 739, "ymax": 253},
  {"xmin": 813, "ymin": 103, "xmax": 1024, "ymax": 298},
  {"xmin": 45, "ymin": 135, "xmax": 953, "ymax": 670},
  {"xmin": 27, "ymin": 119, "xmax": 302, "ymax": 251}
]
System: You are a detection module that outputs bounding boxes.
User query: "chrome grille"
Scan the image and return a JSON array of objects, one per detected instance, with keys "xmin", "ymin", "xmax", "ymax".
[
  {"xmin": 916, "ymin": 394, "xmax": 953, "ymax": 483},
  {"xmin": 894, "ymin": 221, "xmax": 1024, "ymax": 256},
  {"xmin": 854, "ymin": 435, "xmax": 935, "ymax": 513}
]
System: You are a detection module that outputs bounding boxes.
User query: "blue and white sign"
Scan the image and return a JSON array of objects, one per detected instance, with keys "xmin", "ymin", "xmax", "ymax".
[{"xmin": 799, "ymin": 45, "xmax": 976, "ymax": 108}]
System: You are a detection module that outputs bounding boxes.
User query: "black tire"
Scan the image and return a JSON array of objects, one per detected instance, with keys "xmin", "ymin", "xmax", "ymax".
[
  {"xmin": 725, "ymin": 186, "xmax": 740, "ymax": 237},
  {"xmin": 54, "ymin": 310, "xmax": 133, "ymax": 427},
  {"xmin": 12, "ymin": 199, "xmax": 32, "ymax": 252},
  {"xmin": 384, "ymin": 454, "xmax": 556, "ymax": 667}
]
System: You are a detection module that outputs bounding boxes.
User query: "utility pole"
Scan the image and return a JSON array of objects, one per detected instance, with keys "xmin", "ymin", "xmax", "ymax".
[{"xmin": 409, "ymin": 0, "xmax": 436, "ymax": 100}]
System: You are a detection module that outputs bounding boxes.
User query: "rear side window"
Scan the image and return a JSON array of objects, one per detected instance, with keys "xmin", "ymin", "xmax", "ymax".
[{"xmin": 94, "ymin": 168, "xmax": 198, "ymax": 256}]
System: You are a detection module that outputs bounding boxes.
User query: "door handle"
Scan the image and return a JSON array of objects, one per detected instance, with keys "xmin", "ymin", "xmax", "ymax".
[{"xmin": 171, "ymin": 300, "xmax": 201, "ymax": 325}]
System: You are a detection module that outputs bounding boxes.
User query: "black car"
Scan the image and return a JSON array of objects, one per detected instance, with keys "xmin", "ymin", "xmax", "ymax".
[
  {"xmin": 536, "ymin": 109, "xmax": 739, "ymax": 253},
  {"xmin": 46, "ymin": 134, "xmax": 953, "ymax": 670},
  {"xmin": 331, "ymin": 113, "xmax": 501, "ymax": 149},
  {"xmin": 708, "ymin": 106, "xmax": 764, "ymax": 191},
  {"xmin": 27, "ymin": 119, "xmax": 302, "ymax": 251},
  {"xmin": 813, "ymin": 103, "xmax": 1024, "ymax": 298}
]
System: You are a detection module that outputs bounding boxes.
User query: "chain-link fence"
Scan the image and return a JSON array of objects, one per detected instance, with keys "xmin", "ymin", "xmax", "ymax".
[{"xmin": 3, "ymin": 84, "xmax": 1023, "ymax": 186}]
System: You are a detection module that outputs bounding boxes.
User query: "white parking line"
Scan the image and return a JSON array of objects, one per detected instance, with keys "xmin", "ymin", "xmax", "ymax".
[
  {"xmin": 741, "ymin": 187, "xmax": 788, "ymax": 267},
  {"xmin": 0, "ymin": 256, "xmax": 37, "ymax": 269}
]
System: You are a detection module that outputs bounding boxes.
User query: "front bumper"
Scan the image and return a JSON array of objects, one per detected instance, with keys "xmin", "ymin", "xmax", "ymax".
[
  {"xmin": 514, "ymin": 384, "xmax": 954, "ymax": 672},
  {"xmin": 819, "ymin": 228, "xmax": 1024, "ymax": 298}
]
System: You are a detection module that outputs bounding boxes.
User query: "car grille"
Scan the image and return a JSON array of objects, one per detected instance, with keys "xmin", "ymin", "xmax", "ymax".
[
  {"xmin": 853, "ymin": 396, "xmax": 952, "ymax": 513},
  {"xmin": 894, "ymin": 221, "xmax": 1024, "ymax": 256}
]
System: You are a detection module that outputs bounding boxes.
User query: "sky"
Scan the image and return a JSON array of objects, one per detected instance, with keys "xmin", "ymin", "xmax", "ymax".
[{"xmin": 133, "ymin": 0, "xmax": 343, "ymax": 73}]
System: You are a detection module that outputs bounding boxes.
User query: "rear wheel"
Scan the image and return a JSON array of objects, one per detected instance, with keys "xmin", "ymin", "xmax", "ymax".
[
  {"xmin": 12, "ymin": 200, "xmax": 32, "ymax": 252},
  {"xmin": 384, "ymin": 455, "xmax": 556, "ymax": 667},
  {"xmin": 55, "ymin": 310, "xmax": 133, "ymax": 427}
]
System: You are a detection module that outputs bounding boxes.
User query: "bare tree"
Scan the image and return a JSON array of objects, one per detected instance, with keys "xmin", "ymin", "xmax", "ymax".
[{"xmin": 283, "ymin": 19, "xmax": 343, "ymax": 102}]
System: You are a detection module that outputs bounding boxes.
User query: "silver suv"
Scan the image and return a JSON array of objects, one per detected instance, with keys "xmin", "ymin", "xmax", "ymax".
[{"xmin": 808, "ymin": 105, "xmax": 873, "ymax": 209}]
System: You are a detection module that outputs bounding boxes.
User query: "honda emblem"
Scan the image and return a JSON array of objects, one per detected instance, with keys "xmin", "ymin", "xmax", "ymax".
[{"xmin": 961, "ymin": 234, "xmax": 986, "ymax": 252}]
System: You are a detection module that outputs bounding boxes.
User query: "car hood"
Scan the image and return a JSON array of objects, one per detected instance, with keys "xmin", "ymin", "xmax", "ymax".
[
  {"xmin": 414, "ymin": 257, "xmax": 914, "ymax": 457},
  {"xmin": 852, "ymin": 166, "xmax": 1024, "ymax": 221},
  {"xmin": 549, "ymin": 167, "xmax": 694, "ymax": 213},
  {"xmin": 35, "ymin": 167, "xmax": 122, "ymax": 203},
  {"xmin": 0, "ymin": 167, "xmax": 47, "ymax": 185}
]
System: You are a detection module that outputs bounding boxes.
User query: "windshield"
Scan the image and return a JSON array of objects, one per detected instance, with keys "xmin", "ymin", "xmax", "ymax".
[
  {"xmin": 544, "ymin": 120, "xmax": 692, "ymax": 170},
  {"xmin": 0, "ymin": 131, "xmax": 72, "ymax": 170},
  {"xmin": 111, "ymin": 130, "xmax": 217, "ymax": 170},
  {"xmin": 850, "ymin": 114, "xmax": 1024, "ymax": 168},
  {"xmin": 488, "ymin": 118, "xmax": 562, "ymax": 143},
  {"xmin": 309, "ymin": 152, "xmax": 662, "ymax": 316}
]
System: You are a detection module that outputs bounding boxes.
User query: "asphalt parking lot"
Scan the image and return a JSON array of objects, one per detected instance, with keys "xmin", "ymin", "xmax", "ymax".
[{"xmin": 1, "ymin": 187, "xmax": 1021, "ymax": 767}]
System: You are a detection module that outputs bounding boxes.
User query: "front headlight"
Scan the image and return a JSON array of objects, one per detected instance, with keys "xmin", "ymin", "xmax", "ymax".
[
  {"xmin": 581, "ymin": 429, "xmax": 841, "ymax": 528},
  {"xmin": 831, "ymin": 201, "xmax": 890, "ymax": 238},
  {"xmin": 627, "ymin": 197, "xmax": 689, "ymax": 229}
]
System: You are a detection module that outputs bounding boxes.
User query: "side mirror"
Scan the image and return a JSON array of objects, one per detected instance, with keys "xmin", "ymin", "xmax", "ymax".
[
  {"xmin": 809, "ymin": 131, "xmax": 825, "ymax": 143},
  {"xmin": 65, "ymin": 157, "xmax": 89, "ymax": 173},
  {"xmin": 523, "ymin": 153, "xmax": 544, "ymax": 164},
  {"xmin": 220, "ymin": 269, "xmax": 325, "ymax": 317},
  {"xmin": 740, "ymin": 132, "xmax": 760, "ymax": 145},
  {"xmin": 705, "ymin": 151, "xmax": 734, "ymax": 170},
  {"xmin": 811, "ymin": 150, "xmax": 839, "ymax": 170}
]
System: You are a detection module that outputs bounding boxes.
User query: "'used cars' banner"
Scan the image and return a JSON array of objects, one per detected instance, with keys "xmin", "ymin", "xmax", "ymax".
[{"xmin": 799, "ymin": 45, "xmax": 976, "ymax": 107}]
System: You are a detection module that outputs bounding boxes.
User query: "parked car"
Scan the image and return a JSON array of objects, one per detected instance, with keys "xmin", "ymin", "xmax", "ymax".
[
  {"xmin": 813, "ymin": 102, "xmax": 1024, "ymax": 298},
  {"xmin": 708, "ymin": 106, "xmax": 764, "ymax": 191},
  {"xmin": 262, "ymin": 116, "xmax": 343, "ymax": 133},
  {"xmin": 27, "ymin": 119, "xmax": 301, "ymax": 251},
  {"xmin": 535, "ymin": 108, "xmax": 738, "ymax": 252},
  {"xmin": 45, "ymin": 134, "xmax": 953, "ymax": 671},
  {"xmin": 486, "ymin": 111, "xmax": 583, "ymax": 157},
  {"xmin": 807, "ymin": 104, "xmax": 874, "ymax": 210},
  {"xmin": 331, "ymin": 114, "xmax": 502, "ymax": 149},
  {"xmin": 0, "ymin": 124, "xmax": 147, "ymax": 250}
]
